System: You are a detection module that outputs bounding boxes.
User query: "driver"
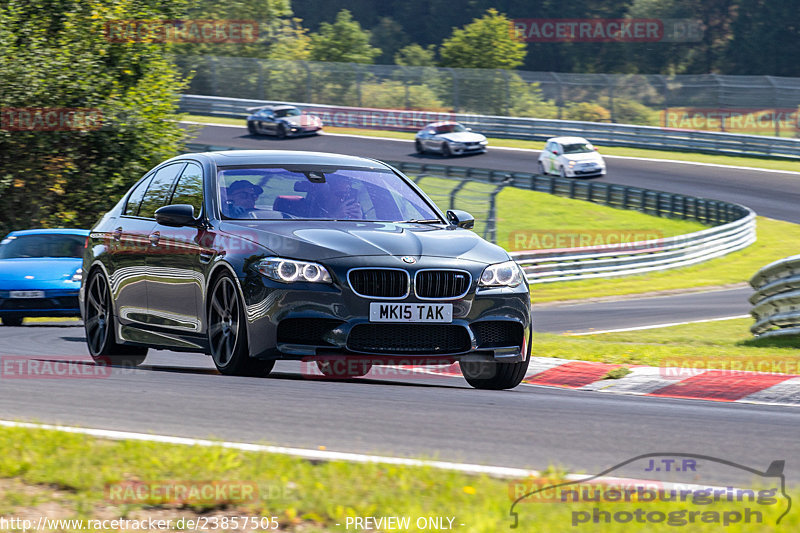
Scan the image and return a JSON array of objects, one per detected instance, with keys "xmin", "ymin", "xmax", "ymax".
[{"xmin": 224, "ymin": 180, "xmax": 264, "ymax": 218}]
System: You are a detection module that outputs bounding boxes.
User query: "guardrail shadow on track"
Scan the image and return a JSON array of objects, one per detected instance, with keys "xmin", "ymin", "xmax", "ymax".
[{"xmin": 184, "ymin": 143, "xmax": 757, "ymax": 284}]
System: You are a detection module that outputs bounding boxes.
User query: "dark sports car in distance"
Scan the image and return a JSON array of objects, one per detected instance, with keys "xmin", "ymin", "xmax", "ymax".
[
  {"xmin": 0, "ymin": 228, "xmax": 89, "ymax": 326},
  {"xmin": 246, "ymin": 105, "xmax": 322, "ymax": 138},
  {"xmin": 81, "ymin": 150, "xmax": 531, "ymax": 389}
]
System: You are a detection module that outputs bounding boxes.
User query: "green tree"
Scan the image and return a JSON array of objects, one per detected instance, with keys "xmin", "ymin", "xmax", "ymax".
[
  {"xmin": 309, "ymin": 9, "xmax": 380, "ymax": 63},
  {"xmin": 371, "ymin": 17, "xmax": 409, "ymax": 65},
  {"xmin": 394, "ymin": 44, "xmax": 437, "ymax": 67},
  {"xmin": 439, "ymin": 8, "xmax": 526, "ymax": 70},
  {"xmin": 0, "ymin": 0, "xmax": 188, "ymax": 235}
]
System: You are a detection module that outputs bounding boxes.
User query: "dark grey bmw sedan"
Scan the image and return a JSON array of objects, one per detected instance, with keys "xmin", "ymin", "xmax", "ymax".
[{"xmin": 81, "ymin": 150, "xmax": 532, "ymax": 389}]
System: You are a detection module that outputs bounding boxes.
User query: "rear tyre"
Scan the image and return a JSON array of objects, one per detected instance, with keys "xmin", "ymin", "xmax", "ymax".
[
  {"xmin": 208, "ymin": 273, "xmax": 274, "ymax": 376},
  {"xmin": 317, "ymin": 359, "xmax": 373, "ymax": 378},
  {"xmin": 441, "ymin": 143, "xmax": 451, "ymax": 158},
  {"xmin": 85, "ymin": 270, "xmax": 147, "ymax": 367},
  {"xmin": 415, "ymin": 140, "xmax": 424, "ymax": 154},
  {"xmin": 1, "ymin": 316, "xmax": 24, "ymax": 327}
]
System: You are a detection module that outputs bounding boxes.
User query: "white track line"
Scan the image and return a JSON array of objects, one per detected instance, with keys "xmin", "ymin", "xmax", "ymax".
[
  {"xmin": 567, "ymin": 315, "xmax": 750, "ymax": 336},
  {"xmin": 182, "ymin": 120, "xmax": 800, "ymax": 175},
  {"xmin": 0, "ymin": 420, "xmax": 734, "ymax": 492}
]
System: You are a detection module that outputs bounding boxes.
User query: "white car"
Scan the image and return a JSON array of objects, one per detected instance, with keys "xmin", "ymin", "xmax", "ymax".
[
  {"xmin": 415, "ymin": 122, "xmax": 488, "ymax": 157},
  {"xmin": 538, "ymin": 136, "xmax": 606, "ymax": 178}
]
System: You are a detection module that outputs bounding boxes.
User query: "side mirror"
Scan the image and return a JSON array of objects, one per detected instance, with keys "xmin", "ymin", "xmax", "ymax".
[
  {"xmin": 446, "ymin": 209, "xmax": 475, "ymax": 229},
  {"xmin": 552, "ymin": 150, "xmax": 559, "ymax": 155},
  {"xmin": 465, "ymin": 127, "xmax": 473, "ymax": 132},
  {"xmin": 155, "ymin": 204, "xmax": 197, "ymax": 227}
]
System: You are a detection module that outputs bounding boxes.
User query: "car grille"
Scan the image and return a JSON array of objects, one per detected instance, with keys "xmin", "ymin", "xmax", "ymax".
[
  {"xmin": 471, "ymin": 321, "xmax": 524, "ymax": 349},
  {"xmin": 347, "ymin": 324, "xmax": 471, "ymax": 354},
  {"xmin": 276, "ymin": 318, "xmax": 344, "ymax": 346},
  {"xmin": 415, "ymin": 270, "xmax": 471, "ymax": 299},
  {"xmin": 348, "ymin": 269, "xmax": 408, "ymax": 298},
  {"xmin": 0, "ymin": 297, "xmax": 78, "ymax": 311}
]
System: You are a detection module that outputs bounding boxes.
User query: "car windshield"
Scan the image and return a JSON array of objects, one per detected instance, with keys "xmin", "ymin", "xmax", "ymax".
[
  {"xmin": 218, "ymin": 167, "xmax": 441, "ymax": 222},
  {"xmin": 562, "ymin": 143, "xmax": 594, "ymax": 154},
  {"xmin": 434, "ymin": 123, "xmax": 467, "ymax": 134},
  {"xmin": 274, "ymin": 108, "xmax": 301, "ymax": 118},
  {"xmin": 0, "ymin": 234, "xmax": 85, "ymax": 259}
]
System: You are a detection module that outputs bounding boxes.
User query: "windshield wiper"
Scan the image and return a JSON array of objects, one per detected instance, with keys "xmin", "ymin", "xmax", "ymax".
[{"xmin": 399, "ymin": 219, "xmax": 442, "ymax": 224}]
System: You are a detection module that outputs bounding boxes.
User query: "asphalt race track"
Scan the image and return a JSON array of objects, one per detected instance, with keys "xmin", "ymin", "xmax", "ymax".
[
  {"xmin": 0, "ymin": 322, "xmax": 798, "ymax": 486},
  {"xmin": 1, "ymin": 123, "xmax": 798, "ymax": 486}
]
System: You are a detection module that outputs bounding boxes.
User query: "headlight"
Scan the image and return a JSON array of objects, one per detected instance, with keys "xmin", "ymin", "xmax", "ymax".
[
  {"xmin": 568, "ymin": 160, "xmax": 576, "ymax": 168},
  {"xmin": 450, "ymin": 142, "xmax": 464, "ymax": 148},
  {"xmin": 479, "ymin": 260, "xmax": 524, "ymax": 288},
  {"xmin": 71, "ymin": 267, "xmax": 83, "ymax": 283},
  {"xmin": 257, "ymin": 257, "xmax": 332, "ymax": 284}
]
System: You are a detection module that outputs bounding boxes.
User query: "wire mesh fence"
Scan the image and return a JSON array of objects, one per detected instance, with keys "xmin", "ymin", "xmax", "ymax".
[{"xmin": 176, "ymin": 56, "xmax": 800, "ymax": 136}]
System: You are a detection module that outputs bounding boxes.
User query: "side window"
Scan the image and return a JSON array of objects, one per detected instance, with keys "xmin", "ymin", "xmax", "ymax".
[
  {"xmin": 138, "ymin": 163, "xmax": 185, "ymax": 219},
  {"xmin": 170, "ymin": 162, "xmax": 204, "ymax": 215},
  {"xmin": 123, "ymin": 174, "xmax": 154, "ymax": 216}
]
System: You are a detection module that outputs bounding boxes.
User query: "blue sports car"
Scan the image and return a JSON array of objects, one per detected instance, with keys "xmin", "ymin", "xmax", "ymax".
[{"xmin": 0, "ymin": 228, "xmax": 89, "ymax": 326}]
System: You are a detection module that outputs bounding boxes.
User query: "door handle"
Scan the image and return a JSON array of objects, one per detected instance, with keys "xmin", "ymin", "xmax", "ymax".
[
  {"xmin": 149, "ymin": 232, "xmax": 160, "ymax": 247},
  {"xmin": 112, "ymin": 227, "xmax": 123, "ymax": 242}
]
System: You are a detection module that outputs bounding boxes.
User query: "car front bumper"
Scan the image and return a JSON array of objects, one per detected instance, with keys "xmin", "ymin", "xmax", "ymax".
[
  {"xmin": 238, "ymin": 257, "xmax": 532, "ymax": 364},
  {"xmin": 0, "ymin": 289, "xmax": 81, "ymax": 318}
]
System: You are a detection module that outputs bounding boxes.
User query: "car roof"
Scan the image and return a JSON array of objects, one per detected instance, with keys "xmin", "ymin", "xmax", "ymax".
[
  {"xmin": 257, "ymin": 105, "xmax": 297, "ymax": 112},
  {"xmin": 548, "ymin": 136, "xmax": 592, "ymax": 144},
  {"xmin": 6, "ymin": 228, "xmax": 90, "ymax": 237},
  {"xmin": 426, "ymin": 121, "xmax": 461, "ymax": 128},
  {"xmin": 174, "ymin": 150, "xmax": 392, "ymax": 170}
]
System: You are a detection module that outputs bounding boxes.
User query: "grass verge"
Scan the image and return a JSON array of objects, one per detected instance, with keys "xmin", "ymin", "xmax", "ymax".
[
  {"xmin": 0, "ymin": 425, "xmax": 794, "ymax": 532},
  {"xmin": 415, "ymin": 176, "xmax": 705, "ymax": 248},
  {"xmin": 535, "ymin": 317, "xmax": 800, "ymax": 374},
  {"xmin": 182, "ymin": 114, "xmax": 800, "ymax": 173},
  {"xmin": 530, "ymin": 217, "xmax": 797, "ymax": 304}
]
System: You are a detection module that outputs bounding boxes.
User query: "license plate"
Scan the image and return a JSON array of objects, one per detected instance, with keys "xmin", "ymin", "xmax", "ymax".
[
  {"xmin": 369, "ymin": 302, "xmax": 452, "ymax": 323},
  {"xmin": 9, "ymin": 290, "xmax": 45, "ymax": 299}
]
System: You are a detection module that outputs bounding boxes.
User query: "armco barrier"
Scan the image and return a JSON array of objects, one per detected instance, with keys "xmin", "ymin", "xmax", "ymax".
[
  {"xmin": 180, "ymin": 94, "xmax": 800, "ymax": 159},
  {"xmin": 749, "ymin": 256, "xmax": 800, "ymax": 338},
  {"xmin": 184, "ymin": 143, "xmax": 757, "ymax": 284}
]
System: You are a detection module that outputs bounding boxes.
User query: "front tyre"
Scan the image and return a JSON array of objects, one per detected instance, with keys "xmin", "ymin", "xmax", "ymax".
[
  {"xmin": 1, "ymin": 316, "xmax": 24, "ymax": 326},
  {"xmin": 247, "ymin": 121, "xmax": 258, "ymax": 136},
  {"xmin": 208, "ymin": 273, "xmax": 274, "ymax": 376},
  {"xmin": 277, "ymin": 124, "xmax": 287, "ymax": 139},
  {"xmin": 441, "ymin": 143, "xmax": 452, "ymax": 158},
  {"xmin": 537, "ymin": 161, "xmax": 546, "ymax": 175},
  {"xmin": 415, "ymin": 139, "xmax": 424, "ymax": 154},
  {"xmin": 460, "ymin": 357, "xmax": 529, "ymax": 390},
  {"xmin": 85, "ymin": 270, "xmax": 147, "ymax": 366}
]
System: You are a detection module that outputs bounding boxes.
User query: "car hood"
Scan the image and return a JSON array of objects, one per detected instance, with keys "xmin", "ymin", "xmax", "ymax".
[
  {"xmin": 439, "ymin": 131, "xmax": 486, "ymax": 143},
  {"xmin": 219, "ymin": 221, "xmax": 509, "ymax": 264},
  {"xmin": 561, "ymin": 152, "xmax": 603, "ymax": 164},
  {"xmin": 0, "ymin": 258, "xmax": 81, "ymax": 281}
]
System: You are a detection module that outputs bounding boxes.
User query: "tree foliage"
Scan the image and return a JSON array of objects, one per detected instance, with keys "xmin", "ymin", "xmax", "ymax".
[
  {"xmin": 439, "ymin": 9, "xmax": 526, "ymax": 70},
  {"xmin": 309, "ymin": 9, "xmax": 380, "ymax": 64},
  {"xmin": 0, "ymin": 0, "xmax": 189, "ymax": 235}
]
